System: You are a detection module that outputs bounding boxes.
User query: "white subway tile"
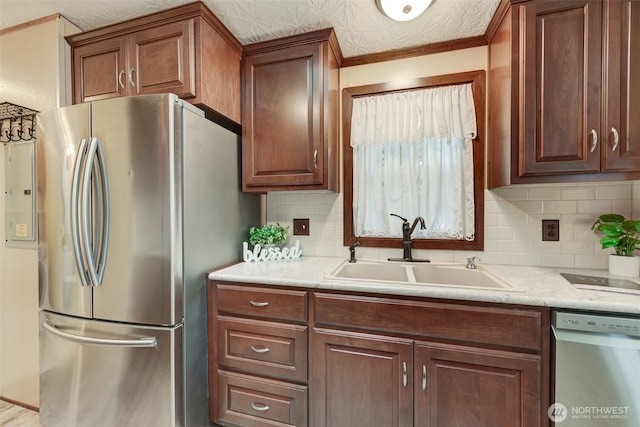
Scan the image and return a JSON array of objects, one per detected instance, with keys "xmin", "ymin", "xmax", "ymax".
[
  {"xmin": 484, "ymin": 226, "xmax": 514, "ymax": 240},
  {"xmin": 561, "ymin": 187, "xmax": 596, "ymax": 200},
  {"xmin": 595, "ymin": 184, "xmax": 631, "ymax": 200},
  {"xmin": 267, "ymin": 182, "xmax": 633, "ymax": 268},
  {"xmin": 540, "ymin": 253, "xmax": 575, "ymax": 268},
  {"xmin": 529, "ymin": 187, "xmax": 562, "ymax": 200},
  {"xmin": 574, "ymin": 255, "xmax": 608, "ymax": 270},
  {"xmin": 542, "ymin": 200, "xmax": 577, "ymax": 214},
  {"xmin": 510, "ymin": 200, "xmax": 543, "ymax": 214},
  {"xmin": 511, "ymin": 253, "xmax": 541, "ymax": 266},
  {"xmin": 577, "ymin": 200, "xmax": 614, "ymax": 213},
  {"xmin": 494, "ymin": 187, "xmax": 529, "ymax": 201}
]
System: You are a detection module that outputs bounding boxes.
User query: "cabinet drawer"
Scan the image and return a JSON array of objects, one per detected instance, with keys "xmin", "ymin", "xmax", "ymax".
[
  {"xmin": 218, "ymin": 316, "xmax": 308, "ymax": 383},
  {"xmin": 216, "ymin": 283, "xmax": 308, "ymax": 322},
  {"xmin": 314, "ymin": 293, "xmax": 545, "ymax": 352},
  {"xmin": 217, "ymin": 370, "xmax": 308, "ymax": 427}
]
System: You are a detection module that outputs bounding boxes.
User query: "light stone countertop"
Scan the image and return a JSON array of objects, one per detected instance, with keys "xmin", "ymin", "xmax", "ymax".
[{"xmin": 208, "ymin": 256, "xmax": 640, "ymax": 315}]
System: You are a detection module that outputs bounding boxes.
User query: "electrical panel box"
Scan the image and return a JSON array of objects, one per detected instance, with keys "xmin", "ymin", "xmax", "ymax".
[{"xmin": 4, "ymin": 141, "xmax": 37, "ymax": 248}]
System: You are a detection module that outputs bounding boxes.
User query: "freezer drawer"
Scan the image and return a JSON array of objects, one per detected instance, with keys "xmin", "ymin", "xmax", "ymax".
[{"xmin": 39, "ymin": 311, "xmax": 183, "ymax": 427}]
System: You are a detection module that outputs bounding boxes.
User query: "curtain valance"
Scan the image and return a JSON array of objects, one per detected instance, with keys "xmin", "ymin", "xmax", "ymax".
[{"xmin": 350, "ymin": 83, "xmax": 477, "ymax": 147}]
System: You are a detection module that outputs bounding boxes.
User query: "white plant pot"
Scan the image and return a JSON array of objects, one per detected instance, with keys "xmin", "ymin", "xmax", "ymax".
[{"xmin": 608, "ymin": 254, "xmax": 640, "ymax": 277}]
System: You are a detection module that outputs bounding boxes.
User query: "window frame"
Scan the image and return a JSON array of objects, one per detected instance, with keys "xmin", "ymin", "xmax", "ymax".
[{"xmin": 342, "ymin": 70, "xmax": 485, "ymax": 250}]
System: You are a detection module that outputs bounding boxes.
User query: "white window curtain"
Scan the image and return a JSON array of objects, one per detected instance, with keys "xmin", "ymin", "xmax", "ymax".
[{"xmin": 351, "ymin": 83, "xmax": 477, "ymax": 240}]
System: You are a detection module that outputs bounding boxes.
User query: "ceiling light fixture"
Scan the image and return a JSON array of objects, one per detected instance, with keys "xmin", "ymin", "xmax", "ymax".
[{"xmin": 376, "ymin": 0, "xmax": 433, "ymax": 22}]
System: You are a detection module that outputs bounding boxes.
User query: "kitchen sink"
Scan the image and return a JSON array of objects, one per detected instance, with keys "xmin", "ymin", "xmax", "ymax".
[
  {"xmin": 333, "ymin": 262, "xmax": 410, "ymax": 282},
  {"xmin": 326, "ymin": 260, "xmax": 519, "ymax": 291}
]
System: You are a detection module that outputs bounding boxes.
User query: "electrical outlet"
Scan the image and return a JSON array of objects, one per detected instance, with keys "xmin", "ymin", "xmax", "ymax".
[
  {"xmin": 293, "ymin": 218, "xmax": 310, "ymax": 236},
  {"xmin": 542, "ymin": 219, "xmax": 559, "ymax": 241}
]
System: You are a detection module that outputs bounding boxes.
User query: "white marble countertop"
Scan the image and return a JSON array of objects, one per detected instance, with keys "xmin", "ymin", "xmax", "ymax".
[{"xmin": 208, "ymin": 256, "xmax": 640, "ymax": 315}]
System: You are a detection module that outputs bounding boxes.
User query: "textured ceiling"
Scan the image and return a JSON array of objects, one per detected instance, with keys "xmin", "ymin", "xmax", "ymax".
[{"xmin": 0, "ymin": 0, "xmax": 500, "ymax": 58}]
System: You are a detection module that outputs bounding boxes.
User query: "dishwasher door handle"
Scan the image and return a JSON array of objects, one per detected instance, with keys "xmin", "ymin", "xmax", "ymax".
[{"xmin": 553, "ymin": 325, "xmax": 640, "ymax": 350}]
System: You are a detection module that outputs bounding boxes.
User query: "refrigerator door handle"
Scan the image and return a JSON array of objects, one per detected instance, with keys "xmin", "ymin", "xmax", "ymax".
[
  {"xmin": 42, "ymin": 321, "xmax": 158, "ymax": 348},
  {"xmin": 81, "ymin": 137, "xmax": 100, "ymax": 287},
  {"xmin": 81, "ymin": 137, "xmax": 110, "ymax": 286},
  {"xmin": 93, "ymin": 137, "xmax": 110, "ymax": 284},
  {"xmin": 71, "ymin": 138, "xmax": 91, "ymax": 286}
]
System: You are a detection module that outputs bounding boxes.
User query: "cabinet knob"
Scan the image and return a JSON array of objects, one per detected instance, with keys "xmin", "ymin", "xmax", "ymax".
[
  {"xmin": 118, "ymin": 70, "xmax": 126, "ymax": 89},
  {"xmin": 610, "ymin": 127, "xmax": 620, "ymax": 152},
  {"xmin": 589, "ymin": 129, "xmax": 598, "ymax": 153},
  {"xmin": 313, "ymin": 150, "xmax": 318, "ymax": 168}
]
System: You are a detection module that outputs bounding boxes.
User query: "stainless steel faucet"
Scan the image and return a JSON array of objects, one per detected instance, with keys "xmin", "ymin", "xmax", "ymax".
[
  {"xmin": 388, "ymin": 214, "xmax": 430, "ymax": 262},
  {"xmin": 466, "ymin": 256, "xmax": 481, "ymax": 269}
]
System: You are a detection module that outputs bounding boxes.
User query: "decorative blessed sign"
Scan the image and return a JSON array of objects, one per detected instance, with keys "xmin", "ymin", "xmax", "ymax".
[{"xmin": 243, "ymin": 240, "xmax": 302, "ymax": 262}]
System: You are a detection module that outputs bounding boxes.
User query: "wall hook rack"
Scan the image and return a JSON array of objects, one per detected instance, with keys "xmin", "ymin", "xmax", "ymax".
[{"xmin": 0, "ymin": 102, "xmax": 39, "ymax": 144}]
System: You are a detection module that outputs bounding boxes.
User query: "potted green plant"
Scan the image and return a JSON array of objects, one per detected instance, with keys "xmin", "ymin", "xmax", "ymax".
[
  {"xmin": 591, "ymin": 214, "xmax": 640, "ymax": 276},
  {"xmin": 249, "ymin": 223, "xmax": 288, "ymax": 247}
]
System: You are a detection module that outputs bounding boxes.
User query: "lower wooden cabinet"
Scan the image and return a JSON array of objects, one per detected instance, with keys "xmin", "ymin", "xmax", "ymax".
[
  {"xmin": 414, "ymin": 342, "xmax": 542, "ymax": 427},
  {"xmin": 312, "ymin": 330, "xmax": 544, "ymax": 427},
  {"xmin": 208, "ymin": 280, "xmax": 550, "ymax": 427},
  {"xmin": 313, "ymin": 329, "xmax": 414, "ymax": 427},
  {"xmin": 208, "ymin": 282, "xmax": 310, "ymax": 427}
]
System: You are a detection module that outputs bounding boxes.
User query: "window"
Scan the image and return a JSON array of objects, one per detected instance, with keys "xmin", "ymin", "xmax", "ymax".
[{"xmin": 343, "ymin": 70, "xmax": 485, "ymax": 250}]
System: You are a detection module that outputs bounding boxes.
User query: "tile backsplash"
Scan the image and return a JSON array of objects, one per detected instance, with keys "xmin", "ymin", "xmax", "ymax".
[{"xmin": 267, "ymin": 181, "xmax": 640, "ymax": 269}]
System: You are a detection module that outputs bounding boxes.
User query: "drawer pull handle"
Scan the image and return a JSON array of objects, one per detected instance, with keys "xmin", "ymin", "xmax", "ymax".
[
  {"xmin": 250, "ymin": 345, "xmax": 270, "ymax": 354},
  {"xmin": 402, "ymin": 361, "xmax": 408, "ymax": 387},
  {"xmin": 249, "ymin": 301, "xmax": 269, "ymax": 307},
  {"xmin": 250, "ymin": 402, "xmax": 270, "ymax": 412},
  {"xmin": 422, "ymin": 365, "xmax": 427, "ymax": 391}
]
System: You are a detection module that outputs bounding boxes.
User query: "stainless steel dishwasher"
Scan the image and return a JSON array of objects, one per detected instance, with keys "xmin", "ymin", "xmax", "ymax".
[{"xmin": 552, "ymin": 310, "xmax": 640, "ymax": 426}]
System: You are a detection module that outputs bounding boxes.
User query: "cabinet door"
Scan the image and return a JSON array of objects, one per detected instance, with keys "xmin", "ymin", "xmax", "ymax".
[
  {"xmin": 414, "ymin": 342, "xmax": 542, "ymax": 427},
  {"xmin": 313, "ymin": 329, "xmax": 413, "ymax": 427},
  {"xmin": 603, "ymin": 0, "xmax": 640, "ymax": 171},
  {"xmin": 128, "ymin": 20, "xmax": 195, "ymax": 98},
  {"xmin": 242, "ymin": 43, "xmax": 324, "ymax": 189},
  {"xmin": 518, "ymin": 0, "xmax": 602, "ymax": 176},
  {"xmin": 72, "ymin": 37, "xmax": 128, "ymax": 103}
]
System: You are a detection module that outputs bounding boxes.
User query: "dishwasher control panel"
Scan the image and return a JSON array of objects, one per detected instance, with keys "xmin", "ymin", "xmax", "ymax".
[{"xmin": 553, "ymin": 311, "xmax": 640, "ymax": 337}]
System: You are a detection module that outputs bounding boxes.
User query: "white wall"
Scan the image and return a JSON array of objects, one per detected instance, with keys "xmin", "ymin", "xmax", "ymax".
[
  {"xmin": 0, "ymin": 15, "xmax": 79, "ymax": 408},
  {"xmin": 266, "ymin": 46, "xmax": 638, "ymax": 269}
]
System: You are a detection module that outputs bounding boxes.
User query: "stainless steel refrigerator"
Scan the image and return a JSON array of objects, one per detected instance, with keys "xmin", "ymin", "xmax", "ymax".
[{"xmin": 37, "ymin": 94, "xmax": 259, "ymax": 427}]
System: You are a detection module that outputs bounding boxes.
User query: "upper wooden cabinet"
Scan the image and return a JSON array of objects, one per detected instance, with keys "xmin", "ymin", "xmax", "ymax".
[
  {"xmin": 488, "ymin": 0, "xmax": 640, "ymax": 188},
  {"xmin": 66, "ymin": 2, "xmax": 242, "ymax": 127},
  {"xmin": 241, "ymin": 29, "xmax": 342, "ymax": 192}
]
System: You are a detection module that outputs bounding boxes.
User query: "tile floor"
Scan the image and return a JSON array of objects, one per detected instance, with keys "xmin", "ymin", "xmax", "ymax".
[{"xmin": 0, "ymin": 400, "xmax": 41, "ymax": 426}]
